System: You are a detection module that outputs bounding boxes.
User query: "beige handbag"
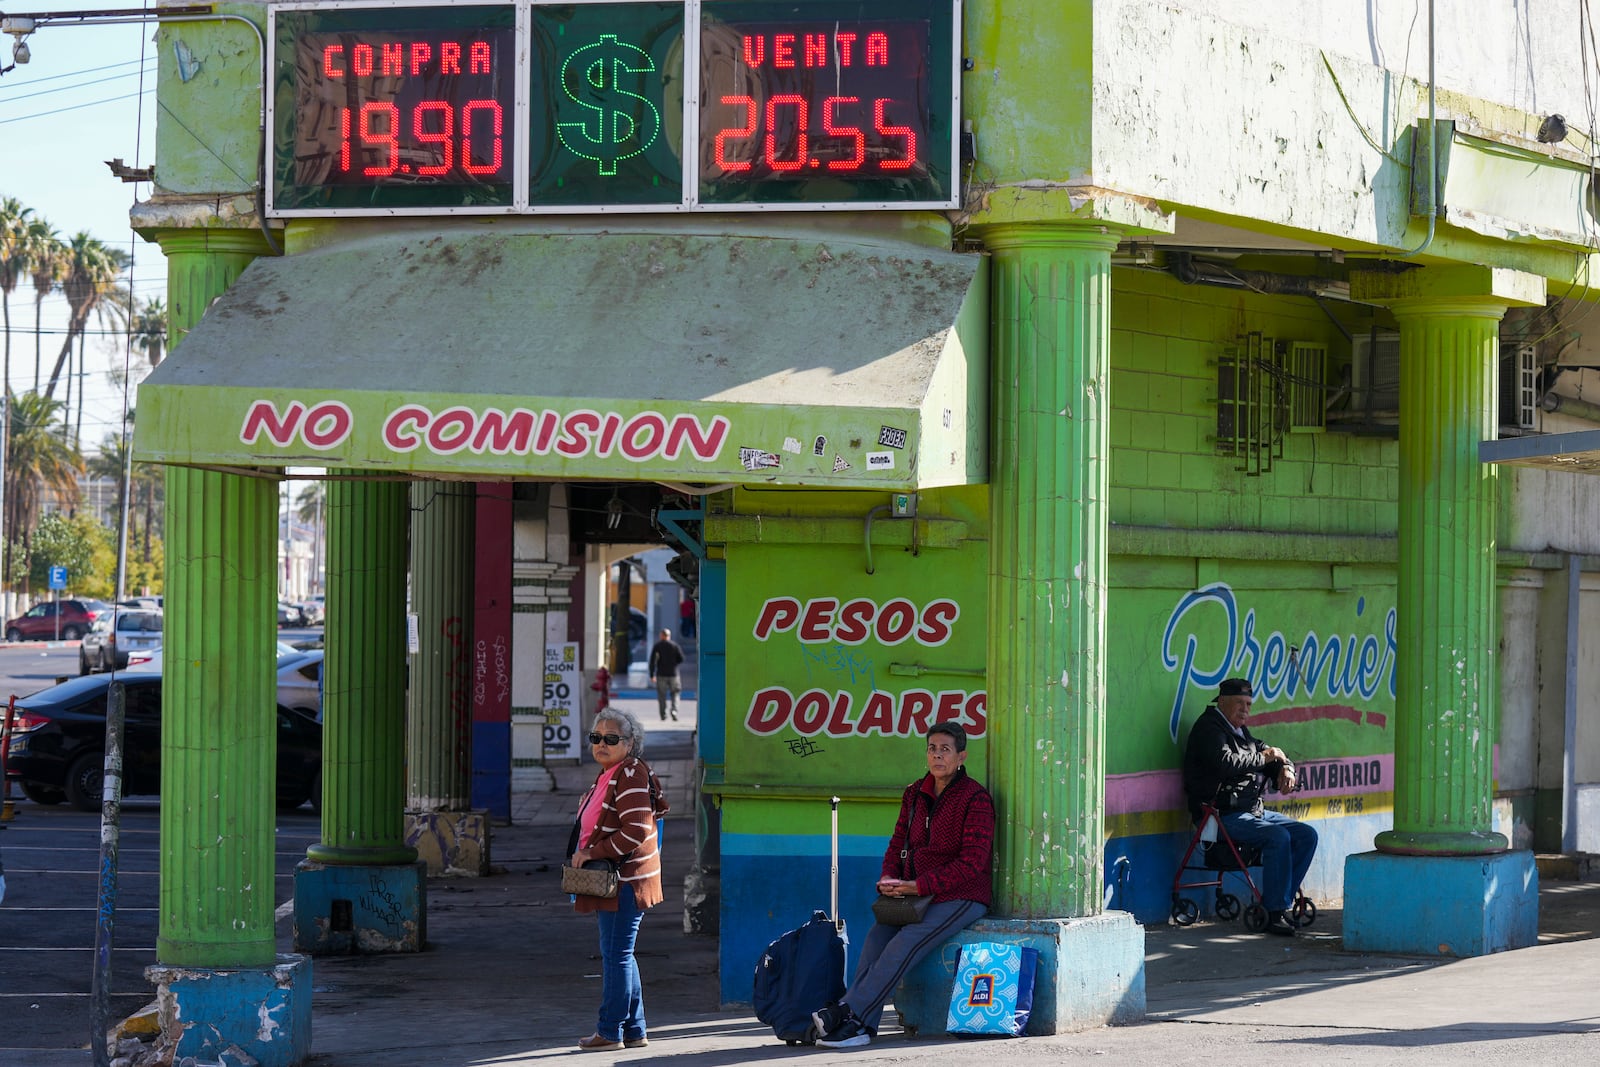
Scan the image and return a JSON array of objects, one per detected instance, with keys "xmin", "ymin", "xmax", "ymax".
[{"xmin": 561, "ymin": 860, "xmax": 620, "ymax": 899}]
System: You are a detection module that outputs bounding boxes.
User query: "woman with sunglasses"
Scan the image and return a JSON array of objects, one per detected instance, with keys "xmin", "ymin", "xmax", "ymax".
[{"xmin": 569, "ymin": 707, "xmax": 668, "ymax": 1051}]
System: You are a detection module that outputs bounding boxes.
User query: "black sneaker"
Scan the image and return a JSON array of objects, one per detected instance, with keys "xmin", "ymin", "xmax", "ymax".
[
  {"xmin": 810, "ymin": 1003, "xmax": 846, "ymax": 1040},
  {"xmin": 815, "ymin": 1017, "xmax": 871, "ymax": 1049},
  {"xmin": 1264, "ymin": 911, "xmax": 1297, "ymax": 937}
]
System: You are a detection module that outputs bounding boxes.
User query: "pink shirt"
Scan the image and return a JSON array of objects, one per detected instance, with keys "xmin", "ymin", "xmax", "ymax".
[{"xmin": 578, "ymin": 763, "xmax": 623, "ymax": 848}]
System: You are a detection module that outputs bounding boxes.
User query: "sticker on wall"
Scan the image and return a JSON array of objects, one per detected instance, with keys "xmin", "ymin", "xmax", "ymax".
[
  {"xmin": 942, "ymin": 408, "xmax": 952, "ymax": 428},
  {"xmin": 878, "ymin": 425, "xmax": 908, "ymax": 449},
  {"xmin": 833, "ymin": 454, "xmax": 852, "ymax": 472},
  {"xmin": 813, "ymin": 435, "xmax": 827, "ymax": 456},
  {"xmin": 865, "ymin": 451, "xmax": 895, "ymax": 470},
  {"xmin": 739, "ymin": 447, "xmax": 782, "ymax": 471},
  {"xmin": 782, "ymin": 436, "xmax": 803, "ymax": 454}
]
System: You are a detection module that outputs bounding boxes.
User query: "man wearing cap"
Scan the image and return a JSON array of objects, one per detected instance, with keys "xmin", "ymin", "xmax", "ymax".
[{"xmin": 1182, "ymin": 677, "xmax": 1318, "ymax": 937}]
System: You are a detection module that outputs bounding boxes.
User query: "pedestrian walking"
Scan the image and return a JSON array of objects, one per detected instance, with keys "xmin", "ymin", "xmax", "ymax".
[{"xmin": 647, "ymin": 629, "xmax": 684, "ymax": 721}]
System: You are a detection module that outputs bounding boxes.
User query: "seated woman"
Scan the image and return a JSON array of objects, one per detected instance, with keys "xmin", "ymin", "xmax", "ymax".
[{"xmin": 810, "ymin": 720, "xmax": 995, "ymax": 1049}]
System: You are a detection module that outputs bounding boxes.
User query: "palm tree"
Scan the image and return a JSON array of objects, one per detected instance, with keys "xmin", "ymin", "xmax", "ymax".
[
  {"xmin": 3, "ymin": 391, "xmax": 84, "ymax": 585},
  {"xmin": 26, "ymin": 222, "xmax": 65, "ymax": 391},
  {"xmin": 89, "ymin": 427, "xmax": 162, "ymax": 566},
  {"xmin": 44, "ymin": 232, "xmax": 129, "ymax": 405},
  {"xmin": 0, "ymin": 197, "xmax": 35, "ymax": 397},
  {"xmin": 129, "ymin": 296, "xmax": 166, "ymax": 369}
]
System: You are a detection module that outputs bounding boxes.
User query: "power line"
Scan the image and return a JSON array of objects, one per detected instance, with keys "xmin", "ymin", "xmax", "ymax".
[
  {"xmin": 0, "ymin": 56, "xmax": 150, "ymax": 89},
  {"xmin": 0, "ymin": 62, "xmax": 156, "ymax": 103},
  {"xmin": 0, "ymin": 88, "xmax": 149, "ymax": 126}
]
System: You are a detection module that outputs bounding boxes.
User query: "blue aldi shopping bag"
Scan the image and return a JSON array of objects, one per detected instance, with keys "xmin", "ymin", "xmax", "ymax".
[{"xmin": 945, "ymin": 941, "xmax": 1038, "ymax": 1037}]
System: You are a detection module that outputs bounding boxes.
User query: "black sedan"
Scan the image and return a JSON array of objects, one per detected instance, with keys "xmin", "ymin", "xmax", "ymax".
[{"xmin": 3, "ymin": 674, "xmax": 322, "ymax": 812}]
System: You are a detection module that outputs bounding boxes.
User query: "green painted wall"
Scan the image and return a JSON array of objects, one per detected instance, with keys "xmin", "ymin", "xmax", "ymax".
[
  {"xmin": 1109, "ymin": 269, "xmax": 1397, "ymax": 534},
  {"xmin": 719, "ymin": 484, "xmax": 989, "ymax": 794}
]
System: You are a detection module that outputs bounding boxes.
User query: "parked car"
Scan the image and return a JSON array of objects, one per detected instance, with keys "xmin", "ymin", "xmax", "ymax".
[
  {"xmin": 278, "ymin": 602, "xmax": 307, "ymax": 628},
  {"xmin": 80, "ymin": 610, "xmax": 164, "ymax": 674},
  {"xmin": 276, "ymin": 650, "xmax": 323, "ymax": 718},
  {"xmin": 117, "ymin": 596, "xmax": 163, "ymax": 611},
  {"xmin": 3, "ymin": 599, "xmax": 108, "ymax": 642},
  {"xmin": 3, "ymin": 673, "xmax": 322, "ymax": 812},
  {"xmin": 294, "ymin": 599, "xmax": 324, "ymax": 625},
  {"xmin": 125, "ymin": 646, "xmax": 317, "ymax": 715},
  {"xmin": 126, "ymin": 641, "xmax": 302, "ymax": 671}
]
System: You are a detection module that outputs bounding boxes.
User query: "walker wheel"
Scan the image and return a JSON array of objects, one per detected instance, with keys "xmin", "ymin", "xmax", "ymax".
[
  {"xmin": 1215, "ymin": 892, "xmax": 1241, "ymax": 921},
  {"xmin": 1170, "ymin": 896, "xmax": 1200, "ymax": 926},
  {"xmin": 1292, "ymin": 897, "xmax": 1318, "ymax": 928},
  {"xmin": 1243, "ymin": 903, "xmax": 1269, "ymax": 932}
]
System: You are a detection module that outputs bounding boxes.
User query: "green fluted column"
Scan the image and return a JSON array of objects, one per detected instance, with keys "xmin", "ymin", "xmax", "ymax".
[
  {"xmin": 406, "ymin": 481, "xmax": 476, "ymax": 809},
  {"xmin": 159, "ymin": 468, "xmax": 279, "ymax": 965},
  {"xmin": 1353, "ymin": 267, "xmax": 1544, "ymax": 856},
  {"xmin": 308, "ymin": 479, "xmax": 414, "ymax": 864},
  {"xmin": 154, "ymin": 228, "xmax": 278, "ymax": 967},
  {"xmin": 984, "ymin": 223, "xmax": 1117, "ymax": 918}
]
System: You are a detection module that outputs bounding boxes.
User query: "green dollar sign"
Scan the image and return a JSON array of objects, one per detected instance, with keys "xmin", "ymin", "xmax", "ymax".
[{"xmin": 556, "ymin": 34, "xmax": 661, "ymax": 177}]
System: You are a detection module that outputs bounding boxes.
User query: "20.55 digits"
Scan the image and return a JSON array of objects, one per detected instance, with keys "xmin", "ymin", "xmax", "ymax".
[
  {"xmin": 339, "ymin": 100, "xmax": 506, "ymax": 178},
  {"xmin": 711, "ymin": 94, "xmax": 917, "ymax": 176}
]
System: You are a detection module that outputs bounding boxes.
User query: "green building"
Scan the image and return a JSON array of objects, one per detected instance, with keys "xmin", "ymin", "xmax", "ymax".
[{"xmin": 44, "ymin": 0, "xmax": 1593, "ymax": 1060}]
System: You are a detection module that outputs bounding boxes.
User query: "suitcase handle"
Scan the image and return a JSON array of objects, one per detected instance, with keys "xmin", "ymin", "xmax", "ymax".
[{"xmin": 830, "ymin": 796, "xmax": 842, "ymax": 932}]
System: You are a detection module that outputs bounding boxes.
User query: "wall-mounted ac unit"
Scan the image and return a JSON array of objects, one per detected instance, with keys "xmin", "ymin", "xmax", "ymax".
[
  {"xmin": 1503, "ymin": 342, "xmax": 1538, "ymax": 431},
  {"xmin": 1350, "ymin": 331, "xmax": 1400, "ymax": 415}
]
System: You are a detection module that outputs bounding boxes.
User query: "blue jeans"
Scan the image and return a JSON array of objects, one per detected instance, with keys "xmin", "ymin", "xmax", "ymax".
[
  {"xmin": 842, "ymin": 899, "xmax": 986, "ymax": 1033},
  {"xmin": 595, "ymin": 883, "xmax": 646, "ymax": 1042},
  {"xmin": 1219, "ymin": 808, "xmax": 1319, "ymax": 912}
]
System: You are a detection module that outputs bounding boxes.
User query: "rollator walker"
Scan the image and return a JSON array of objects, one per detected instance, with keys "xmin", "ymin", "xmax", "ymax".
[{"xmin": 1169, "ymin": 802, "xmax": 1316, "ymax": 932}]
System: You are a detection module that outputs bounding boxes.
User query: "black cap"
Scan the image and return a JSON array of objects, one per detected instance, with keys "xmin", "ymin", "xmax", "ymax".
[{"xmin": 1218, "ymin": 678, "xmax": 1253, "ymax": 698}]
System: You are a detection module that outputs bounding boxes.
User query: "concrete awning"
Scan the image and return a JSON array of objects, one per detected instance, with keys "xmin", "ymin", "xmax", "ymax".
[
  {"xmin": 1480, "ymin": 432, "xmax": 1600, "ymax": 474},
  {"xmin": 133, "ymin": 228, "xmax": 988, "ymax": 490}
]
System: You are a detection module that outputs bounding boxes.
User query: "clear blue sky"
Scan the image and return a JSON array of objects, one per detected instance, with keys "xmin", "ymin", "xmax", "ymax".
[{"xmin": 0, "ymin": 16, "xmax": 161, "ymax": 452}]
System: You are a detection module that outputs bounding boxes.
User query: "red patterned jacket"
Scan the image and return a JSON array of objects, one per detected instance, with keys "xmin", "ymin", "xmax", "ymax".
[{"xmin": 881, "ymin": 767, "xmax": 994, "ymax": 907}]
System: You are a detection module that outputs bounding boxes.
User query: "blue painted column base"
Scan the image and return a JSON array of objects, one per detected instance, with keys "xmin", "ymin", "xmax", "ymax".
[
  {"xmin": 895, "ymin": 913, "xmax": 1146, "ymax": 1035},
  {"xmin": 1343, "ymin": 849, "xmax": 1539, "ymax": 956},
  {"xmin": 146, "ymin": 955, "xmax": 312, "ymax": 1066},
  {"xmin": 293, "ymin": 860, "xmax": 427, "ymax": 954}
]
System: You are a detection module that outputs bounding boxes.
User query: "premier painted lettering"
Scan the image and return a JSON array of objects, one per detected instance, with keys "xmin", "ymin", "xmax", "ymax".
[{"xmin": 1161, "ymin": 582, "xmax": 1397, "ymax": 740}]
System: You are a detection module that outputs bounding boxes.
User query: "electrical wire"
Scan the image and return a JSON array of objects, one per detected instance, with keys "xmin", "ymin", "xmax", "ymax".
[
  {"xmin": 0, "ymin": 88, "xmax": 148, "ymax": 125},
  {"xmin": 0, "ymin": 62, "xmax": 155, "ymax": 103},
  {"xmin": 0, "ymin": 56, "xmax": 148, "ymax": 88}
]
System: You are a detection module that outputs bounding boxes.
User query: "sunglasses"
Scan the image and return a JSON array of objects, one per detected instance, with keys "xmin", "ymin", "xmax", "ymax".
[{"xmin": 588, "ymin": 732, "xmax": 624, "ymax": 746}]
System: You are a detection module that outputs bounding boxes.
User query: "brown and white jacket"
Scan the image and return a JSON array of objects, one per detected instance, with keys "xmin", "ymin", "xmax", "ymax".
[{"xmin": 573, "ymin": 756, "xmax": 669, "ymax": 913}]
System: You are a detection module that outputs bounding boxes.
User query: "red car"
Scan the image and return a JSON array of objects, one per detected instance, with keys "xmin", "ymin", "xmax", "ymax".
[{"xmin": 4, "ymin": 599, "xmax": 107, "ymax": 642}]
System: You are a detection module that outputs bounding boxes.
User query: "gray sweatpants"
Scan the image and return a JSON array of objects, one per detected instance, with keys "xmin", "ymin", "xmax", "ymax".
[{"xmin": 841, "ymin": 899, "xmax": 987, "ymax": 1032}]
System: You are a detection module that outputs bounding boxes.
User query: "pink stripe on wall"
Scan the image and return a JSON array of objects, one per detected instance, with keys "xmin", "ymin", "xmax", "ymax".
[{"xmin": 1106, "ymin": 754, "xmax": 1397, "ymax": 816}]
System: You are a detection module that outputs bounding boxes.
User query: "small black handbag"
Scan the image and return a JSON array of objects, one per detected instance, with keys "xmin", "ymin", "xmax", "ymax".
[
  {"xmin": 871, "ymin": 891, "xmax": 932, "ymax": 926},
  {"xmin": 872, "ymin": 792, "xmax": 933, "ymax": 925}
]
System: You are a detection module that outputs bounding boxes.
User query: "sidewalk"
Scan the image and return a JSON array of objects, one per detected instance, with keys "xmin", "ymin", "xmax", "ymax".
[{"xmin": 299, "ymin": 699, "xmax": 1600, "ymax": 1065}]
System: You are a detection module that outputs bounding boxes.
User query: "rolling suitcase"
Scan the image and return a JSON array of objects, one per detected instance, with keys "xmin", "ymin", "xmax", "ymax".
[{"xmin": 752, "ymin": 795, "xmax": 850, "ymax": 1045}]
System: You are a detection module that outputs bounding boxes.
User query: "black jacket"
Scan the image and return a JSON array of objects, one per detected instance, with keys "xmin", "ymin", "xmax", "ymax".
[
  {"xmin": 648, "ymin": 638, "xmax": 684, "ymax": 677},
  {"xmin": 1181, "ymin": 704, "xmax": 1287, "ymax": 822}
]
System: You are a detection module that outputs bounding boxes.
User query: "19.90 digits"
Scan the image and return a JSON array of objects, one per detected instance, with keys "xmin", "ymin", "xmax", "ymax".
[{"xmin": 339, "ymin": 100, "xmax": 505, "ymax": 177}]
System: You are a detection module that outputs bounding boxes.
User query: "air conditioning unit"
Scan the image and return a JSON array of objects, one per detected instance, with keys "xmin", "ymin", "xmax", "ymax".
[
  {"xmin": 1500, "ymin": 342, "xmax": 1538, "ymax": 431},
  {"xmin": 1350, "ymin": 332, "xmax": 1400, "ymax": 415}
]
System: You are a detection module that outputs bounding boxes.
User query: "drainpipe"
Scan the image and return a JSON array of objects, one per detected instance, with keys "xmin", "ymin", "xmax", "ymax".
[
  {"xmin": 1399, "ymin": 0, "xmax": 1437, "ymax": 259},
  {"xmin": 1540, "ymin": 392, "xmax": 1600, "ymax": 423},
  {"xmin": 1564, "ymin": 554, "xmax": 1580, "ymax": 854}
]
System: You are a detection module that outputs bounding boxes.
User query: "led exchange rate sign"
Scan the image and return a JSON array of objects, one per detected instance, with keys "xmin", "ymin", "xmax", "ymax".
[
  {"xmin": 698, "ymin": 0, "xmax": 953, "ymax": 205},
  {"xmin": 267, "ymin": 1, "xmax": 959, "ymax": 215},
  {"xmin": 527, "ymin": 2, "xmax": 685, "ymax": 206},
  {"xmin": 271, "ymin": 4, "xmax": 519, "ymax": 212}
]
